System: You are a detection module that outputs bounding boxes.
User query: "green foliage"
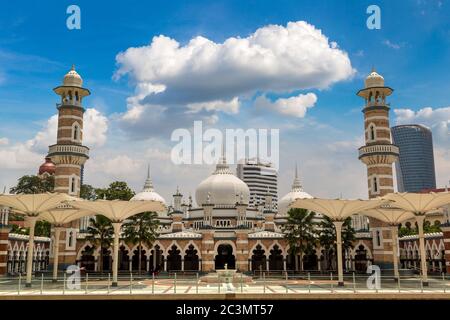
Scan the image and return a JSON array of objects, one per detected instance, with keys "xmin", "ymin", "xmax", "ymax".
[
  {"xmin": 319, "ymin": 216, "xmax": 356, "ymax": 270},
  {"xmin": 95, "ymin": 181, "xmax": 135, "ymax": 201},
  {"xmin": 85, "ymin": 215, "xmax": 114, "ymax": 273},
  {"xmin": 35, "ymin": 221, "xmax": 51, "ymax": 237},
  {"xmin": 80, "ymin": 184, "xmax": 96, "ymax": 200},
  {"xmin": 398, "ymin": 220, "xmax": 442, "ymax": 237},
  {"xmin": 10, "ymin": 175, "xmax": 54, "ymax": 194},
  {"xmin": 283, "ymin": 208, "xmax": 317, "ymax": 271},
  {"xmin": 122, "ymin": 212, "xmax": 160, "ymax": 274}
]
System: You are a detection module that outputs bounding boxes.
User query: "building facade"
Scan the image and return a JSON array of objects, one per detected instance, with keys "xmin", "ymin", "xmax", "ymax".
[
  {"xmin": 236, "ymin": 159, "xmax": 278, "ymax": 209},
  {"xmin": 392, "ymin": 124, "xmax": 436, "ymax": 192}
]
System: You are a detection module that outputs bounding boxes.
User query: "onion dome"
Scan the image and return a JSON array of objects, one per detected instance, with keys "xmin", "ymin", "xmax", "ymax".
[
  {"xmin": 195, "ymin": 155, "xmax": 250, "ymax": 206},
  {"xmin": 364, "ymin": 67, "xmax": 385, "ymax": 88},
  {"xmin": 63, "ymin": 65, "xmax": 83, "ymax": 87},
  {"xmin": 277, "ymin": 165, "xmax": 312, "ymax": 216},
  {"xmin": 38, "ymin": 157, "xmax": 56, "ymax": 176},
  {"xmin": 131, "ymin": 165, "xmax": 166, "ymax": 205}
]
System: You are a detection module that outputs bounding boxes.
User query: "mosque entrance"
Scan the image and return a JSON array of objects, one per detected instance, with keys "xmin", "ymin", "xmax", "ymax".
[{"xmin": 215, "ymin": 244, "xmax": 236, "ymax": 269}]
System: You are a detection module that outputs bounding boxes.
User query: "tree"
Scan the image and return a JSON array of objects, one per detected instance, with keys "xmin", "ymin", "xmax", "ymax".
[
  {"xmin": 10, "ymin": 175, "xmax": 54, "ymax": 194},
  {"xmin": 80, "ymin": 184, "xmax": 96, "ymax": 200},
  {"xmin": 85, "ymin": 215, "xmax": 113, "ymax": 273},
  {"xmin": 95, "ymin": 181, "xmax": 135, "ymax": 201},
  {"xmin": 122, "ymin": 212, "xmax": 159, "ymax": 274},
  {"xmin": 319, "ymin": 216, "xmax": 356, "ymax": 271},
  {"xmin": 283, "ymin": 208, "xmax": 318, "ymax": 271}
]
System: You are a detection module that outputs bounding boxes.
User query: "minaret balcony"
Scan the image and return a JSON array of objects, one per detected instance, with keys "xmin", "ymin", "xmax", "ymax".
[
  {"xmin": 358, "ymin": 144, "xmax": 399, "ymax": 158},
  {"xmin": 48, "ymin": 144, "xmax": 89, "ymax": 159}
]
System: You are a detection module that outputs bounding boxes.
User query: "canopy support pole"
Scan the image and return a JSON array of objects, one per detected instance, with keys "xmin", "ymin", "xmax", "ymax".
[
  {"xmin": 112, "ymin": 222, "xmax": 122, "ymax": 287},
  {"xmin": 416, "ymin": 215, "xmax": 428, "ymax": 286},
  {"xmin": 333, "ymin": 221, "xmax": 344, "ymax": 287},
  {"xmin": 52, "ymin": 227, "xmax": 63, "ymax": 282},
  {"xmin": 25, "ymin": 216, "xmax": 38, "ymax": 287},
  {"xmin": 390, "ymin": 225, "xmax": 400, "ymax": 281}
]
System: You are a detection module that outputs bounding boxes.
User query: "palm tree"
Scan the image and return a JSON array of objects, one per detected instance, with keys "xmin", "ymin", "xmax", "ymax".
[
  {"xmin": 319, "ymin": 216, "xmax": 355, "ymax": 271},
  {"xmin": 85, "ymin": 215, "xmax": 114, "ymax": 273},
  {"xmin": 283, "ymin": 208, "xmax": 318, "ymax": 271},
  {"xmin": 122, "ymin": 212, "xmax": 159, "ymax": 275}
]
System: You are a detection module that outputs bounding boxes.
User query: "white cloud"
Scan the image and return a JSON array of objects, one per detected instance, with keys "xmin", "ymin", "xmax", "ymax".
[
  {"xmin": 187, "ymin": 97, "xmax": 240, "ymax": 114},
  {"xmin": 254, "ymin": 93, "xmax": 317, "ymax": 118},
  {"xmin": 114, "ymin": 21, "xmax": 354, "ymax": 107},
  {"xmin": 394, "ymin": 106, "xmax": 450, "ymax": 141},
  {"xmin": 383, "ymin": 40, "xmax": 405, "ymax": 50},
  {"xmin": 0, "ymin": 137, "xmax": 9, "ymax": 145},
  {"xmin": 83, "ymin": 108, "xmax": 109, "ymax": 147}
]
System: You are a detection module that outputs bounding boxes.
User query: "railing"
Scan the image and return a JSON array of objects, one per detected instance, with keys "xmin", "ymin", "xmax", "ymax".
[
  {"xmin": 1, "ymin": 271, "xmax": 449, "ymax": 296},
  {"xmin": 48, "ymin": 144, "xmax": 89, "ymax": 157},
  {"xmin": 358, "ymin": 144, "xmax": 399, "ymax": 157}
]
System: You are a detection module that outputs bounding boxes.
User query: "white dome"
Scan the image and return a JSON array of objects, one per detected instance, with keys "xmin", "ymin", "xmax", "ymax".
[
  {"xmin": 277, "ymin": 167, "xmax": 312, "ymax": 216},
  {"xmin": 63, "ymin": 65, "xmax": 83, "ymax": 87},
  {"xmin": 195, "ymin": 157, "xmax": 250, "ymax": 206},
  {"xmin": 131, "ymin": 167, "xmax": 166, "ymax": 206},
  {"xmin": 364, "ymin": 69, "xmax": 384, "ymax": 88}
]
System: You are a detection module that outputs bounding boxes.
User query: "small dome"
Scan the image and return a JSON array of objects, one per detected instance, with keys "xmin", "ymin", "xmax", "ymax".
[
  {"xmin": 38, "ymin": 157, "xmax": 55, "ymax": 176},
  {"xmin": 131, "ymin": 166, "xmax": 166, "ymax": 206},
  {"xmin": 277, "ymin": 166, "xmax": 312, "ymax": 216},
  {"xmin": 364, "ymin": 68, "xmax": 384, "ymax": 88},
  {"xmin": 195, "ymin": 156, "xmax": 250, "ymax": 206},
  {"xmin": 63, "ymin": 65, "xmax": 83, "ymax": 87}
]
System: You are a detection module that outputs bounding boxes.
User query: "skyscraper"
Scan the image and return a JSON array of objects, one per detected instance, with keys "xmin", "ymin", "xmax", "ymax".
[
  {"xmin": 391, "ymin": 124, "xmax": 436, "ymax": 192},
  {"xmin": 236, "ymin": 158, "xmax": 278, "ymax": 208}
]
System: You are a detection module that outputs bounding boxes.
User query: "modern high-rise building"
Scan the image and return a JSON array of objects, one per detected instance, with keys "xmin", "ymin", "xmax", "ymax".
[
  {"xmin": 236, "ymin": 158, "xmax": 278, "ymax": 208},
  {"xmin": 391, "ymin": 124, "xmax": 436, "ymax": 192}
]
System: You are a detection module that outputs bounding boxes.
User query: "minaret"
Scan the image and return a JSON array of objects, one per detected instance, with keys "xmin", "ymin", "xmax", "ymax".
[
  {"xmin": 357, "ymin": 69, "xmax": 399, "ymax": 268},
  {"xmin": 48, "ymin": 65, "xmax": 90, "ymax": 197},
  {"xmin": 46, "ymin": 66, "xmax": 90, "ymax": 269}
]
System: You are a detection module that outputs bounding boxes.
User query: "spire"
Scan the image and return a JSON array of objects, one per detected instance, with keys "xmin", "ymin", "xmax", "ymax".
[
  {"xmin": 371, "ymin": 65, "xmax": 375, "ymax": 73},
  {"xmin": 292, "ymin": 163, "xmax": 303, "ymax": 191},
  {"xmin": 143, "ymin": 164, "xmax": 154, "ymax": 191},
  {"xmin": 71, "ymin": 64, "xmax": 75, "ymax": 71},
  {"xmin": 214, "ymin": 139, "xmax": 232, "ymax": 174}
]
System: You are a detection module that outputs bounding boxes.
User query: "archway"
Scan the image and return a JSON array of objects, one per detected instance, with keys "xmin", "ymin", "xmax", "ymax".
[
  {"xmin": 303, "ymin": 250, "xmax": 318, "ymax": 270},
  {"xmin": 354, "ymin": 244, "xmax": 368, "ymax": 272},
  {"xmin": 184, "ymin": 244, "xmax": 199, "ymax": 271},
  {"xmin": 269, "ymin": 245, "xmax": 283, "ymax": 271},
  {"xmin": 215, "ymin": 244, "xmax": 235, "ymax": 269},
  {"xmin": 132, "ymin": 248, "xmax": 147, "ymax": 272},
  {"xmin": 150, "ymin": 245, "xmax": 163, "ymax": 272},
  {"xmin": 251, "ymin": 245, "xmax": 266, "ymax": 271},
  {"xmin": 167, "ymin": 245, "xmax": 182, "ymax": 271},
  {"xmin": 101, "ymin": 248, "xmax": 112, "ymax": 271},
  {"xmin": 119, "ymin": 246, "xmax": 129, "ymax": 271},
  {"xmin": 80, "ymin": 246, "xmax": 95, "ymax": 271}
]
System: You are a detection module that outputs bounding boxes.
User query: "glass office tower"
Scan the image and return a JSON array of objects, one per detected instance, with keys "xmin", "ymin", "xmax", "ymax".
[{"xmin": 391, "ymin": 124, "xmax": 436, "ymax": 192}]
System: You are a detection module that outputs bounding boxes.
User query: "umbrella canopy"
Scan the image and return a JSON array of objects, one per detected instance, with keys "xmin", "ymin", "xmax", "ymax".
[
  {"xmin": 38, "ymin": 203, "xmax": 95, "ymax": 225},
  {"xmin": 362, "ymin": 205, "xmax": 415, "ymax": 225},
  {"xmin": 0, "ymin": 193, "xmax": 76, "ymax": 216},
  {"xmin": 383, "ymin": 192, "xmax": 450, "ymax": 214},
  {"xmin": 68, "ymin": 199, "xmax": 166, "ymax": 222},
  {"xmin": 289, "ymin": 197, "xmax": 390, "ymax": 220}
]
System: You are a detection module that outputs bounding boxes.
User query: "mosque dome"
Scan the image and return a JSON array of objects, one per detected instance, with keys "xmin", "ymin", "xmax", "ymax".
[
  {"xmin": 195, "ymin": 156, "xmax": 250, "ymax": 206},
  {"xmin": 277, "ymin": 166, "xmax": 312, "ymax": 216},
  {"xmin": 63, "ymin": 65, "xmax": 83, "ymax": 87},
  {"xmin": 38, "ymin": 157, "xmax": 56, "ymax": 176},
  {"xmin": 131, "ymin": 166, "xmax": 166, "ymax": 205},
  {"xmin": 364, "ymin": 68, "xmax": 384, "ymax": 88}
]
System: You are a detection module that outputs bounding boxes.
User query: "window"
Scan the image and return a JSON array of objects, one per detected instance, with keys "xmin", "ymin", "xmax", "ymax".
[
  {"xmin": 68, "ymin": 231, "xmax": 73, "ymax": 247},
  {"xmin": 73, "ymin": 125, "xmax": 79, "ymax": 140},
  {"xmin": 370, "ymin": 124, "xmax": 375, "ymax": 141},
  {"xmin": 373, "ymin": 176, "xmax": 378, "ymax": 193},
  {"xmin": 70, "ymin": 176, "xmax": 76, "ymax": 194},
  {"xmin": 376, "ymin": 230, "xmax": 381, "ymax": 247},
  {"xmin": 75, "ymin": 91, "xmax": 79, "ymax": 101}
]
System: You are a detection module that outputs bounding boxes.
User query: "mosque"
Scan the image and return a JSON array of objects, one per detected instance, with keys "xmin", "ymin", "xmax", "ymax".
[{"xmin": 1, "ymin": 66, "xmax": 448, "ymax": 277}]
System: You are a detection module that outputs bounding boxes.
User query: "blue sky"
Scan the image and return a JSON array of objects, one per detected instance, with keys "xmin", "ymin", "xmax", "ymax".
[{"xmin": 1, "ymin": 0, "xmax": 450, "ymax": 201}]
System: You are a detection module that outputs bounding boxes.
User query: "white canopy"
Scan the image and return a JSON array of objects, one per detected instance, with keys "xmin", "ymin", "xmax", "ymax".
[
  {"xmin": 0, "ymin": 193, "xmax": 75, "ymax": 216},
  {"xmin": 68, "ymin": 199, "xmax": 166, "ymax": 221},
  {"xmin": 382, "ymin": 192, "xmax": 450, "ymax": 214},
  {"xmin": 289, "ymin": 198, "xmax": 390, "ymax": 220}
]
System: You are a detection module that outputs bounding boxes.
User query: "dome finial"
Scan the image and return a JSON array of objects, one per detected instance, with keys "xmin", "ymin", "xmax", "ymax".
[
  {"xmin": 292, "ymin": 164, "xmax": 303, "ymax": 191},
  {"xmin": 71, "ymin": 64, "xmax": 75, "ymax": 71},
  {"xmin": 371, "ymin": 65, "xmax": 375, "ymax": 73},
  {"xmin": 147, "ymin": 163, "xmax": 150, "ymax": 179}
]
